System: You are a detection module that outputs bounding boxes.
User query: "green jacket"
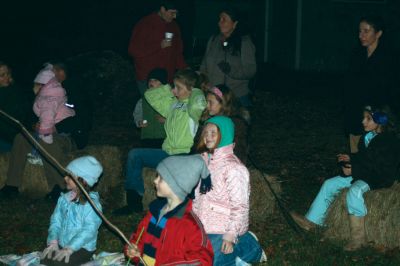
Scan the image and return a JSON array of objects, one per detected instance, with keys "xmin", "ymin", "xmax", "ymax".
[{"xmin": 145, "ymin": 85, "xmax": 206, "ymax": 155}]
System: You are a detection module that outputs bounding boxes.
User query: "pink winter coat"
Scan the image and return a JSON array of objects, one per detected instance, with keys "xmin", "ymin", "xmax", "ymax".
[
  {"xmin": 193, "ymin": 144, "xmax": 250, "ymax": 243},
  {"xmin": 33, "ymin": 78, "xmax": 75, "ymax": 135}
]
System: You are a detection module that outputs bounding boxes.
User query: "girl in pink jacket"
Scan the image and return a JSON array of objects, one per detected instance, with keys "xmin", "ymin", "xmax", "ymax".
[
  {"xmin": 193, "ymin": 116, "xmax": 266, "ymax": 265},
  {"xmin": 33, "ymin": 64, "xmax": 75, "ymax": 144}
]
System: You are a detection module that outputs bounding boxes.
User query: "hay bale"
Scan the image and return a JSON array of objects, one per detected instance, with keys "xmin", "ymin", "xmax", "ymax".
[
  {"xmin": 249, "ymin": 168, "xmax": 281, "ymax": 223},
  {"xmin": 0, "ymin": 153, "xmax": 9, "ymax": 186},
  {"xmin": 0, "ymin": 153, "xmax": 48, "ymax": 198},
  {"xmin": 70, "ymin": 145, "xmax": 123, "ymax": 196},
  {"xmin": 141, "ymin": 166, "xmax": 282, "ymax": 220},
  {"xmin": 323, "ymin": 182, "xmax": 400, "ymax": 248},
  {"xmin": 0, "ymin": 145, "xmax": 123, "ymax": 198},
  {"xmin": 19, "ymin": 163, "xmax": 49, "ymax": 198},
  {"xmin": 142, "ymin": 167, "xmax": 158, "ymax": 209}
]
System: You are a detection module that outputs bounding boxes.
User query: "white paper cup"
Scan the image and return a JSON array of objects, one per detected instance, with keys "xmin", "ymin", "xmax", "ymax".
[{"xmin": 165, "ymin": 32, "xmax": 174, "ymax": 41}]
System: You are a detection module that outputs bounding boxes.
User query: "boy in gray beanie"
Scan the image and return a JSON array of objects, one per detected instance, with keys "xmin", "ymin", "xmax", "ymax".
[{"xmin": 124, "ymin": 154, "xmax": 214, "ymax": 265}]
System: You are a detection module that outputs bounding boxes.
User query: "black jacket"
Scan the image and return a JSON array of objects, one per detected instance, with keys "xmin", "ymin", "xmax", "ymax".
[
  {"xmin": 351, "ymin": 132, "xmax": 400, "ymax": 190},
  {"xmin": 0, "ymin": 84, "xmax": 30, "ymax": 143}
]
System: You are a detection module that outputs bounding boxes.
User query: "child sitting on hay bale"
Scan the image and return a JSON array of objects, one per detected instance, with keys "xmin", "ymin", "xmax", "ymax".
[
  {"xmin": 192, "ymin": 116, "xmax": 267, "ymax": 265},
  {"xmin": 291, "ymin": 104, "xmax": 400, "ymax": 251},
  {"xmin": 0, "ymin": 63, "xmax": 76, "ymax": 200},
  {"xmin": 114, "ymin": 69, "xmax": 206, "ymax": 215},
  {"xmin": 124, "ymin": 155, "xmax": 214, "ymax": 265},
  {"xmin": 41, "ymin": 156, "xmax": 103, "ymax": 265}
]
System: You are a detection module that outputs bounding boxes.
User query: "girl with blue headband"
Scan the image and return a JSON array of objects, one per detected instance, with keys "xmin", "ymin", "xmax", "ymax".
[{"xmin": 291, "ymin": 105, "xmax": 400, "ymax": 251}]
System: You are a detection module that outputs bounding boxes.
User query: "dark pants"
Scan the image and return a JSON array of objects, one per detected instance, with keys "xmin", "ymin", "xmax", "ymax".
[
  {"xmin": 6, "ymin": 133, "xmax": 74, "ymax": 190},
  {"xmin": 41, "ymin": 248, "xmax": 93, "ymax": 266}
]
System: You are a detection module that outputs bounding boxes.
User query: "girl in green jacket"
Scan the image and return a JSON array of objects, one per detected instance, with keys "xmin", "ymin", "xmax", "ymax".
[{"xmin": 114, "ymin": 69, "xmax": 206, "ymax": 215}]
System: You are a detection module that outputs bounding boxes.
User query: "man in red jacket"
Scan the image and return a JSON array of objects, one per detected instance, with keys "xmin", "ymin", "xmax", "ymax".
[{"xmin": 128, "ymin": 0, "xmax": 187, "ymax": 96}]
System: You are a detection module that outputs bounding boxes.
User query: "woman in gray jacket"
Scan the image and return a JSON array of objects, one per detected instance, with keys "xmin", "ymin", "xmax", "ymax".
[{"xmin": 200, "ymin": 6, "xmax": 256, "ymax": 111}]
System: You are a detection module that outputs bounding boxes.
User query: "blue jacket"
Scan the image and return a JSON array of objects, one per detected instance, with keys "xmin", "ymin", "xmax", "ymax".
[{"xmin": 47, "ymin": 191, "xmax": 102, "ymax": 251}]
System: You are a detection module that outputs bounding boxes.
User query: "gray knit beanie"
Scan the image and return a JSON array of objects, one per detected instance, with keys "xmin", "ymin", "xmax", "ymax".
[{"xmin": 156, "ymin": 155, "xmax": 211, "ymax": 200}]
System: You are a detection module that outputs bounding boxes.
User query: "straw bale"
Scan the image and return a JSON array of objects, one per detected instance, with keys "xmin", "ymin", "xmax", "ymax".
[
  {"xmin": 323, "ymin": 182, "xmax": 400, "ymax": 248},
  {"xmin": 0, "ymin": 145, "xmax": 123, "ymax": 198},
  {"xmin": 70, "ymin": 145, "xmax": 123, "ymax": 196},
  {"xmin": 0, "ymin": 153, "xmax": 9, "ymax": 186},
  {"xmin": 0, "ymin": 153, "xmax": 48, "ymax": 198},
  {"xmin": 249, "ymin": 167, "xmax": 281, "ymax": 223},
  {"xmin": 142, "ymin": 167, "xmax": 158, "ymax": 209}
]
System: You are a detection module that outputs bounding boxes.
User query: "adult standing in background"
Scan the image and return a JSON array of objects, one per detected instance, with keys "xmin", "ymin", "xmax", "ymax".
[
  {"xmin": 128, "ymin": 0, "xmax": 187, "ymax": 96},
  {"xmin": 0, "ymin": 62, "xmax": 30, "ymax": 152},
  {"xmin": 200, "ymin": 6, "xmax": 256, "ymax": 121},
  {"xmin": 344, "ymin": 15, "xmax": 399, "ymax": 153}
]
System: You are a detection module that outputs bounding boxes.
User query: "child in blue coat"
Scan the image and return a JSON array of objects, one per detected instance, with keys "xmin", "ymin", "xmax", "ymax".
[{"xmin": 40, "ymin": 156, "xmax": 103, "ymax": 265}]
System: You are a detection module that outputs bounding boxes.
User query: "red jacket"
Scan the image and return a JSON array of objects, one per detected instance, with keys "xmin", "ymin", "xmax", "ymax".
[
  {"xmin": 124, "ymin": 199, "xmax": 213, "ymax": 266},
  {"xmin": 128, "ymin": 13, "xmax": 187, "ymax": 82}
]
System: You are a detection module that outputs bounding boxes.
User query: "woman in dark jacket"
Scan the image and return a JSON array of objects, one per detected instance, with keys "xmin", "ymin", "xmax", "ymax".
[
  {"xmin": 345, "ymin": 15, "xmax": 398, "ymax": 153},
  {"xmin": 291, "ymin": 104, "xmax": 400, "ymax": 251}
]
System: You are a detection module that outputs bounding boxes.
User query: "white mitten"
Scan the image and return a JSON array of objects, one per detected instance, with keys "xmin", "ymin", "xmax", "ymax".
[
  {"xmin": 41, "ymin": 242, "xmax": 59, "ymax": 259},
  {"xmin": 53, "ymin": 247, "xmax": 73, "ymax": 263}
]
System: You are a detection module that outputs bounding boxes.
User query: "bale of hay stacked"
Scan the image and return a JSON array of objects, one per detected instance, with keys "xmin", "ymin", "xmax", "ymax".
[
  {"xmin": 0, "ymin": 145, "xmax": 123, "ymax": 198},
  {"xmin": 141, "ymin": 166, "xmax": 282, "ymax": 220},
  {"xmin": 142, "ymin": 167, "xmax": 158, "ymax": 209},
  {"xmin": 323, "ymin": 182, "xmax": 400, "ymax": 248},
  {"xmin": 0, "ymin": 153, "xmax": 9, "ymax": 186},
  {"xmin": 0, "ymin": 153, "xmax": 48, "ymax": 198},
  {"xmin": 70, "ymin": 145, "xmax": 123, "ymax": 196},
  {"xmin": 249, "ymin": 167, "xmax": 281, "ymax": 223}
]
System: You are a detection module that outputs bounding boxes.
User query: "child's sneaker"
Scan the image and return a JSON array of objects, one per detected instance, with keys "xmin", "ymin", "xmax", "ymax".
[
  {"xmin": 235, "ymin": 257, "xmax": 251, "ymax": 266},
  {"xmin": 248, "ymin": 231, "xmax": 268, "ymax": 263}
]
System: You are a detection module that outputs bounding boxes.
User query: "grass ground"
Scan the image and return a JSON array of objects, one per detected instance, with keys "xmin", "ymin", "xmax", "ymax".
[{"xmin": 1, "ymin": 76, "xmax": 400, "ymax": 265}]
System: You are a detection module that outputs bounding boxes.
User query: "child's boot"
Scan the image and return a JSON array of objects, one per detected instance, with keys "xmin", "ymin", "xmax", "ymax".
[
  {"xmin": 113, "ymin": 189, "xmax": 143, "ymax": 216},
  {"xmin": 344, "ymin": 215, "xmax": 366, "ymax": 251},
  {"xmin": 290, "ymin": 211, "xmax": 317, "ymax": 231}
]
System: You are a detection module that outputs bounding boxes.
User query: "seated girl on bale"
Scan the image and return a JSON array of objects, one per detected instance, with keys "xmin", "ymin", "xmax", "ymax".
[{"xmin": 291, "ymin": 104, "xmax": 400, "ymax": 251}]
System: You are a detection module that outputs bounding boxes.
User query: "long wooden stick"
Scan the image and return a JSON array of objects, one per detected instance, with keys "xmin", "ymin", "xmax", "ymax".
[{"xmin": 0, "ymin": 109, "xmax": 148, "ymax": 265}]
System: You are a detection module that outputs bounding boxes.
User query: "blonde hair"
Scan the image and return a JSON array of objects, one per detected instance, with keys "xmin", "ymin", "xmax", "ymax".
[{"xmin": 174, "ymin": 69, "xmax": 198, "ymax": 90}]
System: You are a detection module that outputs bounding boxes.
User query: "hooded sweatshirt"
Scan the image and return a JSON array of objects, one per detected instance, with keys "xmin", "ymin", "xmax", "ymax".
[
  {"xmin": 33, "ymin": 78, "xmax": 75, "ymax": 135},
  {"xmin": 193, "ymin": 116, "xmax": 250, "ymax": 243}
]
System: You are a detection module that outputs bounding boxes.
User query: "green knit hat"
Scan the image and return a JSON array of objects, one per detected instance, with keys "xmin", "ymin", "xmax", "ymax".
[{"xmin": 205, "ymin": 116, "xmax": 235, "ymax": 148}]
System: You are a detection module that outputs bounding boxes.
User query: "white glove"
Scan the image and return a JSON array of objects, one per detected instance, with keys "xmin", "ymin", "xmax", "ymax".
[
  {"xmin": 53, "ymin": 247, "xmax": 73, "ymax": 263},
  {"xmin": 41, "ymin": 242, "xmax": 59, "ymax": 259},
  {"xmin": 39, "ymin": 134, "xmax": 53, "ymax": 144}
]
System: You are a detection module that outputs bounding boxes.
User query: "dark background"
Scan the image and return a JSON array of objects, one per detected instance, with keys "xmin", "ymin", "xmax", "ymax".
[{"xmin": 1, "ymin": 0, "xmax": 400, "ymax": 88}]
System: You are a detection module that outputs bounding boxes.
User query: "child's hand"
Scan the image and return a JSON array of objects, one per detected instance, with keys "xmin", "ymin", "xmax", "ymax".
[
  {"xmin": 337, "ymin": 154, "xmax": 350, "ymax": 162},
  {"xmin": 138, "ymin": 120, "xmax": 148, "ymax": 128},
  {"xmin": 127, "ymin": 243, "xmax": 141, "ymax": 258},
  {"xmin": 221, "ymin": 240, "xmax": 234, "ymax": 254},
  {"xmin": 161, "ymin": 39, "xmax": 172, "ymax": 49},
  {"xmin": 41, "ymin": 242, "xmax": 59, "ymax": 259},
  {"xmin": 155, "ymin": 115, "xmax": 166, "ymax": 123}
]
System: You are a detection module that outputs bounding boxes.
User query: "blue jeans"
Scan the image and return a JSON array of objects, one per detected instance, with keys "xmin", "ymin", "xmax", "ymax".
[
  {"xmin": 306, "ymin": 176, "xmax": 370, "ymax": 226},
  {"xmin": 125, "ymin": 148, "xmax": 169, "ymax": 195},
  {"xmin": 208, "ymin": 232, "xmax": 262, "ymax": 266}
]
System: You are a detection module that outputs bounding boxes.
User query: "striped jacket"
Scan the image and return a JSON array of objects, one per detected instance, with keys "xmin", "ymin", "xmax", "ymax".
[{"xmin": 125, "ymin": 198, "xmax": 213, "ymax": 266}]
